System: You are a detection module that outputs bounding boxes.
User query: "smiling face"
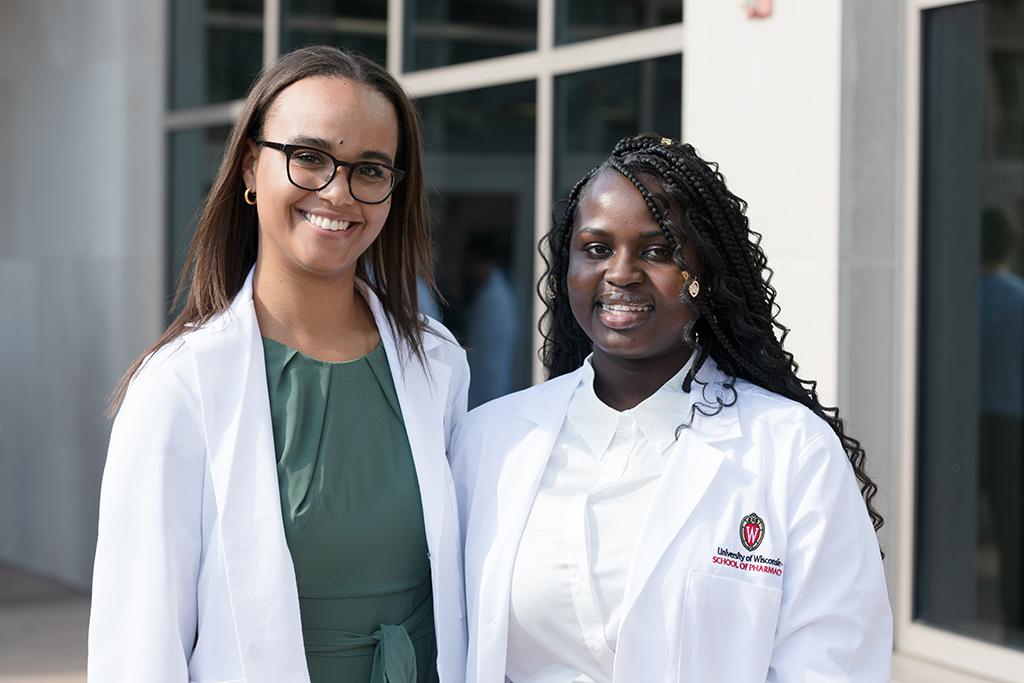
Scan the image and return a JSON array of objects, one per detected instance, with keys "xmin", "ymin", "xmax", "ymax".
[
  {"xmin": 568, "ymin": 170, "xmax": 699, "ymax": 376},
  {"xmin": 242, "ymin": 76, "xmax": 399, "ymax": 283}
]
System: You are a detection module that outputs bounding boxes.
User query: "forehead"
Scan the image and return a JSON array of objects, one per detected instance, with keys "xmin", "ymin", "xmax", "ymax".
[
  {"xmin": 263, "ymin": 76, "xmax": 399, "ymax": 153},
  {"xmin": 576, "ymin": 171, "xmax": 660, "ymax": 231}
]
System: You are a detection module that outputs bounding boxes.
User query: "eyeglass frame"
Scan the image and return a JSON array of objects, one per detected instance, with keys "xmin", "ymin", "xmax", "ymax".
[{"xmin": 254, "ymin": 140, "xmax": 406, "ymax": 205}]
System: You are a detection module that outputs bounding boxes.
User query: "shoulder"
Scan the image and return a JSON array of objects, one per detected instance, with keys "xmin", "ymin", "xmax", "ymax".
[
  {"xmin": 420, "ymin": 315, "xmax": 469, "ymax": 375},
  {"xmin": 125, "ymin": 337, "xmax": 199, "ymax": 405},
  {"xmin": 422, "ymin": 315, "xmax": 462, "ymax": 352},
  {"xmin": 122, "ymin": 306, "xmax": 249, "ymax": 410},
  {"xmin": 691, "ymin": 363, "xmax": 842, "ymax": 468},
  {"xmin": 734, "ymin": 380, "xmax": 832, "ymax": 436},
  {"xmin": 724, "ymin": 380, "xmax": 852, "ymax": 485},
  {"xmin": 456, "ymin": 371, "xmax": 578, "ymax": 437}
]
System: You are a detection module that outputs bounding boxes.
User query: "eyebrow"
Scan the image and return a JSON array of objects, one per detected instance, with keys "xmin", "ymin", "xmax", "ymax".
[
  {"xmin": 578, "ymin": 227, "xmax": 668, "ymax": 240},
  {"xmin": 288, "ymin": 135, "xmax": 395, "ymax": 166}
]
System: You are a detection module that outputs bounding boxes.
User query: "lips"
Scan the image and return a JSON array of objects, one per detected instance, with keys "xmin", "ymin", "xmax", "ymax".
[
  {"xmin": 301, "ymin": 210, "xmax": 352, "ymax": 232},
  {"xmin": 597, "ymin": 293, "xmax": 653, "ymax": 328}
]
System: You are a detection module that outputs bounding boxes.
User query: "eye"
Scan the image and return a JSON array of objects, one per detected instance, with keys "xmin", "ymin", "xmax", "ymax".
[
  {"xmin": 582, "ymin": 243, "xmax": 611, "ymax": 257},
  {"xmin": 291, "ymin": 148, "xmax": 330, "ymax": 168},
  {"xmin": 645, "ymin": 245, "xmax": 673, "ymax": 260},
  {"xmin": 353, "ymin": 163, "xmax": 388, "ymax": 182}
]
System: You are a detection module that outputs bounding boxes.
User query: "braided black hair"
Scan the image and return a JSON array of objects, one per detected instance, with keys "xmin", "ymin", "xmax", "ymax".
[{"xmin": 538, "ymin": 132, "xmax": 883, "ymax": 535}]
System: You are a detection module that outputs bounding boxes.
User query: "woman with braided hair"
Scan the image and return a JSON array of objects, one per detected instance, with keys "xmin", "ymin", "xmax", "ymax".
[{"xmin": 450, "ymin": 133, "xmax": 891, "ymax": 682}]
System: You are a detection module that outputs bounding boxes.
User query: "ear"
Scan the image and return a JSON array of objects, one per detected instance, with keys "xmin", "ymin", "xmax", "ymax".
[{"xmin": 241, "ymin": 139, "xmax": 259, "ymax": 189}]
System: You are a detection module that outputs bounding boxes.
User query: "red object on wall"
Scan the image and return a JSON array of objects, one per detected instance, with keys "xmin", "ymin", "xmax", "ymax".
[{"xmin": 743, "ymin": 0, "xmax": 772, "ymax": 18}]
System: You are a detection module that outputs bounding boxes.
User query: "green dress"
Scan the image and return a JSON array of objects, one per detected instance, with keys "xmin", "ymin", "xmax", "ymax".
[{"xmin": 263, "ymin": 337, "xmax": 439, "ymax": 683}]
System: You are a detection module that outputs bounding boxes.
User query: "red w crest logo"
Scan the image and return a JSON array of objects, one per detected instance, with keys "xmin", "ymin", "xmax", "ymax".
[{"xmin": 740, "ymin": 512, "xmax": 765, "ymax": 551}]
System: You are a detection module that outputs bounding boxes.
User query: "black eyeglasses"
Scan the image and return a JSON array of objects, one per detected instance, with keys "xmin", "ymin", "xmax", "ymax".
[{"xmin": 256, "ymin": 141, "xmax": 405, "ymax": 205}]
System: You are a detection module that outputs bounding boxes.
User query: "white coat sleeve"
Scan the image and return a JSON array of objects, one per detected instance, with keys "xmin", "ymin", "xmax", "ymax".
[
  {"xmin": 443, "ymin": 340, "xmax": 470, "ymax": 452},
  {"xmin": 768, "ymin": 432, "xmax": 892, "ymax": 682},
  {"xmin": 88, "ymin": 355, "xmax": 206, "ymax": 682}
]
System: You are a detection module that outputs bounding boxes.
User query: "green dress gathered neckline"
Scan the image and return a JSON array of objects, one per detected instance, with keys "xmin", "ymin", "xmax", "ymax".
[{"xmin": 262, "ymin": 337, "xmax": 439, "ymax": 683}]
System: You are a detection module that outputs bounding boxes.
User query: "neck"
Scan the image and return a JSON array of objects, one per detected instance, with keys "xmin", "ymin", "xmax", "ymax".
[
  {"xmin": 252, "ymin": 262, "xmax": 380, "ymax": 362},
  {"xmin": 591, "ymin": 349, "xmax": 693, "ymax": 411}
]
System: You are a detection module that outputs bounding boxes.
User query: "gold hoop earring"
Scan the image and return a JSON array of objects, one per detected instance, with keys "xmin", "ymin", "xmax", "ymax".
[{"xmin": 244, "ymin": 187, "xmax": 257, "ymax": 205}]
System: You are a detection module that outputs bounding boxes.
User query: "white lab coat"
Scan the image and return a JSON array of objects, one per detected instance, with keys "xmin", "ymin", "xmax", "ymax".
[
  {"xmin": 89, "ymin": 270, "xmax": 470, "ymax": 683},
  {"xmin": 451, "ymin": 358, "xmax": 891, "ymax": 683}
]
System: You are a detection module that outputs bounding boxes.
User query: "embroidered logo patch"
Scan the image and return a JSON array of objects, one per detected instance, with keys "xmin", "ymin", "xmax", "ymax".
[{"xmin": 740, "ymin": 512, "xmax": 765, "ymax": 551}]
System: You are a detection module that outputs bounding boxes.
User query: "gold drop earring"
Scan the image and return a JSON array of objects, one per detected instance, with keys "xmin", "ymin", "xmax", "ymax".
[{"xmin": 680, "ymin": 270, "xmax": 700, "ymax": 298}]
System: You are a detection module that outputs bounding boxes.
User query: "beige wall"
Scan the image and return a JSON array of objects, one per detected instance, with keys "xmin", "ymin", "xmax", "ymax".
[
  {"xmin": 683, "ymin": 0, "xmax": 902, "ymax": 613},
  {"xmin": 0, "ymin": 0, "xmax": 166, "ymax": 588},
  {"xmin": 683, "ymin": 0, "xmax": 844, "ymax": 408}
]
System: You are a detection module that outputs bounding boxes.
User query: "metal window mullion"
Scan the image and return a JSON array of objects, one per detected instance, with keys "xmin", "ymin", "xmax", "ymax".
[
  {"xmin": 387, "ymin": 0, "xmax": 404, "ymax": 75},
  {"xmin": 264, "ymin": 0, "xmax": 281, "ymax": 67},
  {"xmin": 531, "ymin": 0, "xmax": 556, "ymax": 385}
]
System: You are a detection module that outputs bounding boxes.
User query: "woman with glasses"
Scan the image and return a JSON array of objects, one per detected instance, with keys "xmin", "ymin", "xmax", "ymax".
[
  {"xmin": 89, "ymin": 46, "xmax": 468, "ymax": 683},
  {"xmin": 451, "ymin": 134, "xmax": 891, "ymax": 682}
]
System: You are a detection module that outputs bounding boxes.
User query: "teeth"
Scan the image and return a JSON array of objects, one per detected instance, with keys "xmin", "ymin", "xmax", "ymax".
[
  {"xmin": 603, "ymin": 303, "xmax": 651, "ymax": 313},
  {"xmin": 302, "ymin": 211, "xmax": 351, "ymax": 231}
]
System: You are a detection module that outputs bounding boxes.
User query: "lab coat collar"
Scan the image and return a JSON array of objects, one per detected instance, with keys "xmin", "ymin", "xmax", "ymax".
[
  {"xmin": 355, "ymin": 276, "xmax": 453, "ymax": 560},
  {"xmin": 568, "ymin": 354, "xmax": 697, "ymax": 457},
  {"xmin": 187, "ymin": 269, "xmax": 308, "ymax": 683},
  {"xmin": 619, "ymin": 356, "xmax": 744, "ymax": 625},
  {"xmin": 472, "ymin": 371, "xmax": 579, "ymax": 682}
]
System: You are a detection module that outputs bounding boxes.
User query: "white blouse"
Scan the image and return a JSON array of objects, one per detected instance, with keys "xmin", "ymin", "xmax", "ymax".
[{"xmin": 506, "ymin": 356, "xmax": 694, "ymax": 683}]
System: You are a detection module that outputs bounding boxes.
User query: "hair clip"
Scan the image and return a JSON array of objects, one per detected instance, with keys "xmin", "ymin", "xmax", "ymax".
[{"xmin": 661, "ymin": 137, "xmax": 674, "ymax": 146}]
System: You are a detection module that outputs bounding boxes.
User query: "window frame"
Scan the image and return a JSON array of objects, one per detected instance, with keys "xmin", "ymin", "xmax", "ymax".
[{"xmin": 898, "ymin": 1, "xmax": 1024, "ymax": 679}]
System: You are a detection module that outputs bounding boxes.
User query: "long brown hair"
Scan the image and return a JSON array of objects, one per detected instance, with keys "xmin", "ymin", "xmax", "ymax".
[{"xmin": 109, "ymin": 45, "xmax": 433, "ymax": 414}]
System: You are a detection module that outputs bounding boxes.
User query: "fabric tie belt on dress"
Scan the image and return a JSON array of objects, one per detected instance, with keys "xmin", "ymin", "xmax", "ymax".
[{"xmin": 302, "ymin": 595, "xmax": 434, "ymax": 683}]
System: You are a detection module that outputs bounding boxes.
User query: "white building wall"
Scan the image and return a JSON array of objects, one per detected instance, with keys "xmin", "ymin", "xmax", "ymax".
[
  {"xmin": 0, "ymin": 0, "xmax": 166, "ymax": 587},
  {"xmin": 683, "ymin": 0, "xmax": 843, "ymax": 407}
]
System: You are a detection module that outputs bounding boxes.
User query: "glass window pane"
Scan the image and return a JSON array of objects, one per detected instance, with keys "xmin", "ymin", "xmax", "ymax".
[
  {"xmin": 918, "ymin": 0, "xmax": 1024, "ymax": 649},
  {"xmin": 556, "ymin": 0, "xmax": 682, "ymax": 45},
  {"xmin": 171, "ymin": 0, "xmax": 264, "ymax": 109},
  {"xmin": 418, "ymin": 81, "xmax": 536, "ymax": 408},
  {"xmin": 405, "ymin": 0, "xmax": 538, "ymax": 72},
  {"xmin": 167, "ymin": 126, "xmax": 232, "ymax": 316},
  {"xmin": 283, "ymin": 0, "xmax": 387, "ymax": 65},
  {"xmin": 554, "ymin": 55, "xmax": 681, "ymax": 203}
]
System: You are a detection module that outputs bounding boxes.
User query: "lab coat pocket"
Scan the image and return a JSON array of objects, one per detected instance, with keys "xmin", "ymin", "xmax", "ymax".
[{"xmin": 678, "ymin": 571, "xmax": 781, "ymax": 682}]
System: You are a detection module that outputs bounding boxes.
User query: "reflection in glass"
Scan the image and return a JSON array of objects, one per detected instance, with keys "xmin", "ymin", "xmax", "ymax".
[
  {"xmin": 918, "ymin": 0, "xmax": 1024, "ymax": 650},
  {"xmin": 405, "ymin": 0, "xmax": 538, "ymax": 72},
  {"xmin": 554, "ymin": 55, "xmax": 681, "ymax": 203},
  {"xmin": 171, "ymin": 0, "xmax": 264, "ymax": 109},
  {"xmin": 283, "ymin": 0, "xmax": 387, "ymax": 65},
  {"xmin": 167, "ymin": 126, "xmax": 232, "ymax": 316},
  {"xmin": 418, "ymin": 81, "xmax": 536, "ymax": 407},
  {"xmin": 556, "ymin": 0, "xmax": 682, "ymax": 45}
]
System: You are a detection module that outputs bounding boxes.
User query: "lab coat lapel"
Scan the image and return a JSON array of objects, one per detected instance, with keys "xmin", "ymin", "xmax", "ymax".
[
  {"xmin": 620, "ymin": 361, "xmax": 742, "ymax": 622},
  {"xmin": 189, "ymin": 271, "xmax": 309, "ymax": 683},
  {"xmin": 357, "ymin": 279, "xmax": 451, "ymax": 559},
  {"xmin": 474, "ymin": 370, "xmax": 581, "ymax": 682}
]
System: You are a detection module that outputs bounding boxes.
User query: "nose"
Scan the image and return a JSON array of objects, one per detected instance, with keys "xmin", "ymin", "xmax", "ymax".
[
  {"xmin": 604, "ymin": 251, "xmax": 644, "ymax": 287},
  {"xmin": 315, "ymin": 169, "xmax": 356, "ymax": 205}
]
